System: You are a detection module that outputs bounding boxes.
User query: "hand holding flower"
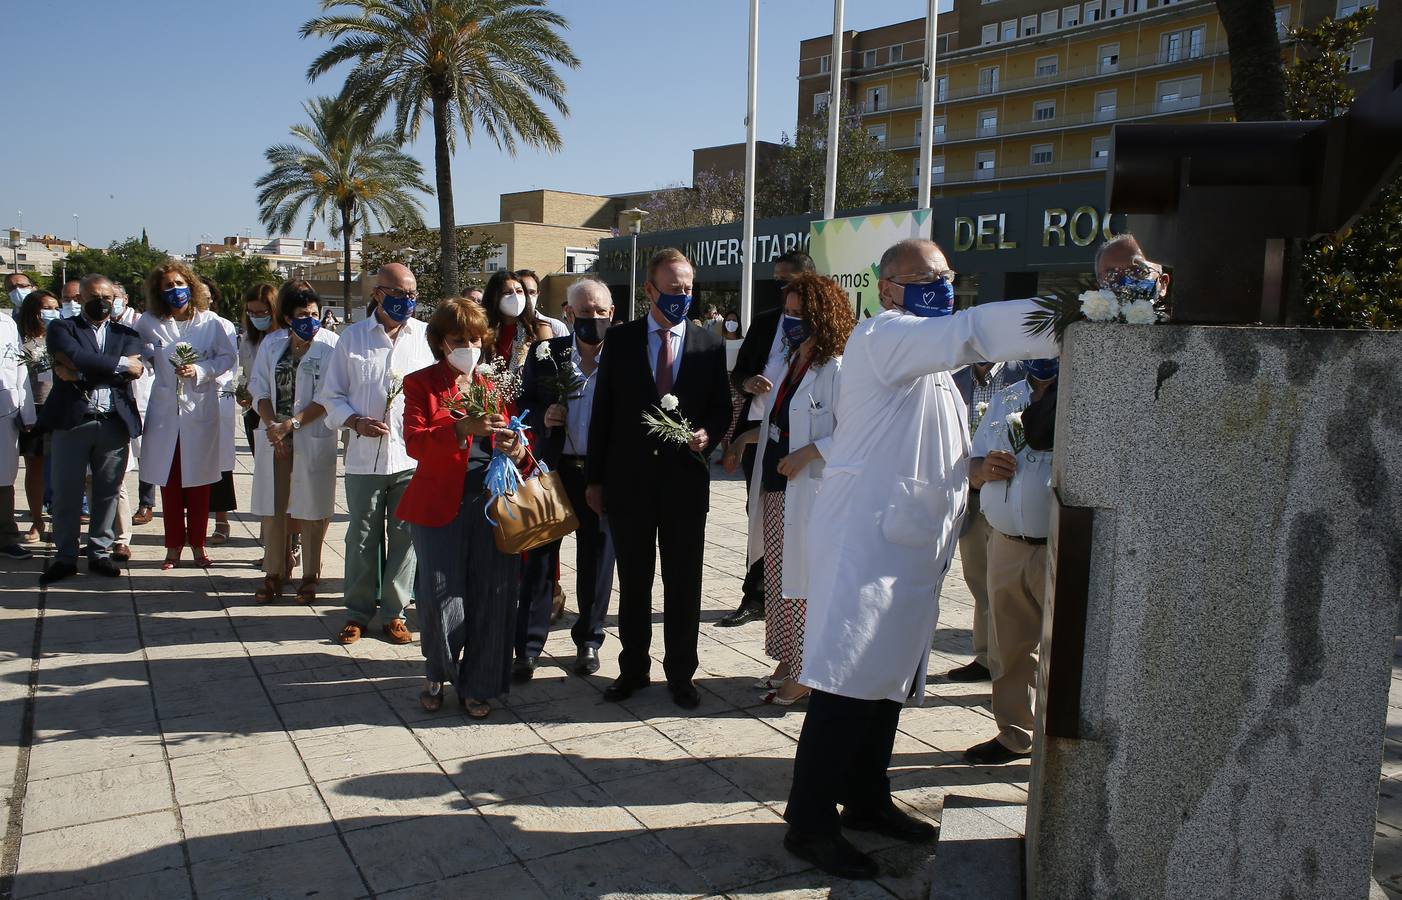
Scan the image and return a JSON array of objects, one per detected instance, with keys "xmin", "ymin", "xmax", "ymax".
[
  {"xmin": 980, "ymin": 450, "xmax": 1018, "ymax": 483},
  {"xmin": 544, "ymin": 404, "xmax": 568, "ymax": 428},
  {"xmin": 687, "ymin": 428, "xmax": 708, "ymax": 453}
]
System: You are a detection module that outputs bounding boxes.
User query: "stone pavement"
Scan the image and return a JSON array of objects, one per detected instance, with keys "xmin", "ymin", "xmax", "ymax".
[{"xmin": 0, "ymin": 446, "xmax": 1395, "ymax": 899}]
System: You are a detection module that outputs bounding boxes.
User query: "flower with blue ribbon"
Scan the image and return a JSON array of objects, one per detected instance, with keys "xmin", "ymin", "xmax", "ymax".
[{"xmin": 484, "ymin": 410, "xmax": 532, "ymax": 526}]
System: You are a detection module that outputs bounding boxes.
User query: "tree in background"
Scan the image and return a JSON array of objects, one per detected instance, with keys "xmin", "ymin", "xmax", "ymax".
[
  {"xmin": 303, "ymin": 0, "xmax": 579, "ymax": 297},
  {"xmin": 637, "ymin": 170, "xmax": 746, "ymax": 233},
  {"xmin": 1283, "ymin": 7, "xmax": 1399, "ymax": 328},
  {"xmin": 757, "ymin": 101, "xmax": 911, "ymax": 218},
  {"xmin": 45, "ymin": 237, "xmax": 170, "ymax": 301},
  {"xmin": 1213, "ymin": 0, "xmax": 1289, "ymax": 121},
  {"xmin": 361, "ymin": 223, "xmax": 502, "ymax": 311},
  {"xmin": 193, "ymin": 254, "xmax": 278, "ymax": 323},
  {"xmin": 256, "ymin": 96, "xmax": 430, "ymax": 309}
]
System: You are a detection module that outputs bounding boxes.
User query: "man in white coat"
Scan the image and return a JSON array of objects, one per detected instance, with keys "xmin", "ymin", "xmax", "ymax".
[
  {"xmin": 0, "ymin": 307, "xmax": 35, "ymax": 560},
  {"xmin": 782, "ymin": 239, "xmax": 1059, "ymax": 880}
]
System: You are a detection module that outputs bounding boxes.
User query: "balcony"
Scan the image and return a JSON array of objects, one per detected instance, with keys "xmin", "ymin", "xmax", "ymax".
[{"xmin": 935, "ymin": 155, "xmax": 1110, "ymax": 186}]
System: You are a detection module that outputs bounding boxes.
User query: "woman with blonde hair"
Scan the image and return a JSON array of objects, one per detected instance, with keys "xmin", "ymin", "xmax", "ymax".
[
  {"xmin": 137, "ymin": 262, "xmax": 237, "ymax": 569},
  {"xmin": 725, "ymin": 274, "xmax": 854, "ymax": 706}
]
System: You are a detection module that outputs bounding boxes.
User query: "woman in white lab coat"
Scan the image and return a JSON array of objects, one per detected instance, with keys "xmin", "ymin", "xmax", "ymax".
[
  {"xmin": 198, "ymin": 277, "xmax": 239, "ymax": 545},
  {"xmin": 248, "ymin": 282, "xmax": 339, "ymax": 604},
  {"xmin": 725, "ymin": 275, "xmax": 851, "ymax": 706},
  {"xmin": 137, "ymin": 263, "xmax": 237, "ymax": 570}
]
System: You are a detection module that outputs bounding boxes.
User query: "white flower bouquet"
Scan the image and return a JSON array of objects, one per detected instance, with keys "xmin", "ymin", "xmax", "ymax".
[
  {"xmin": 444, "ymin": 359, "xmax": 524, "ymax": 420},
  {"xmin": 8, "ymin": 344, "xmax": 51, "ymax": 374},
  {"xmin": 642, "ymin": 393, "xmax": 705, "ymax": 466},
  {"xmin": 371, "ymin": 369, "xmax": 406, "ymax": 470}
]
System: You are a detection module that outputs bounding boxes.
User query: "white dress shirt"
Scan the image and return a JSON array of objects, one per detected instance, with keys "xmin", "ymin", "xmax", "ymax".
[
  {"xmin": 646, "ymin": 316, "xmax": 685, "ymax": 384},
  {"xmin": 563, "ymin": 339, "xmax": 601, "ymax": 456},
  {"xmin": 316, "ymin": 314, "xmax": 435, "ymax": 476},
  {"xmin": 746, "ymin": 321, "xmax": 790, "ymax": 422},
  {"xmin": 541, "ymin": 314, "xmax": 570, "ymax": 338},
  {"xmin": 971, "ymin": 378, "xmax": 1054, "ymax": 539},
  {"xmin": 83, "ymin": 318, "xmax": 114, "ymax": 414}
]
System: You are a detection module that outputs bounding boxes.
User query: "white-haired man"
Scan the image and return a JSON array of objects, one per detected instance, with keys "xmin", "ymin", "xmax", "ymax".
[{"xmin": 783, "ymin": 238, "xmax": 1058, "ymax": 880}]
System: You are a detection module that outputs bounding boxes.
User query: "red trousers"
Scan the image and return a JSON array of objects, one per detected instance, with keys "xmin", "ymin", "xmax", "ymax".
[{"xmin": 161, "ymin": 442, "xmax": 211, "ymax": 550}]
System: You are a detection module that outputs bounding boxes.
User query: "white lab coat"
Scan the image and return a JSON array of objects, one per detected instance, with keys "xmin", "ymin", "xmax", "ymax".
[
  {"xmin": 248, "ymin": 329, "xmax": 340, "ymax": 521},
  {"xmin": 0, "ymin": 316, "xmax": 35, "ymax": 488},
  {"xmin": 744, "ymin": 357, "xmax": 841, "ymax": 601},
  {"xmin": 213, "ymin": 316, "xmax": 238, "ymax": 471},
  {"xmin": 136, "ymin": 310, "xmax": 237, "ymax": 488},
  {"xmin": 114, "ymin": 307, "xmax": 151, "ymax": 474},
  {"xmin": 799, "ymin": 301, "xmax": 1058, "ymax": 705}
]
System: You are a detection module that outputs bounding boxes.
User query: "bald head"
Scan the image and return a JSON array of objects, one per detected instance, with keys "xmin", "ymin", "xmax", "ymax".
[
  {"xmin": 61, "ymin": 280, "xmax": 81, "ymax": 302},
  {"xmin": 878, "ymin": 239, "xmax": 947, "ymax": 280},
  {"xmin": 567, "ymin": 279, "xmax": 613, "ymax": 316},
  {"xmin": 375, "ymin": 263, "xmax": 416, "ymax": 294},
  {"xmin": 80, "ymin": 274, "xmax": 114, "ymax": 297}
]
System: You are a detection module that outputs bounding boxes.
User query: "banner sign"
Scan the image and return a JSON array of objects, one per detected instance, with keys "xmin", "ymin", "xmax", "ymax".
[{"xmin": 809, "ymin": 209, "xmax": 933, "ymax": 318}]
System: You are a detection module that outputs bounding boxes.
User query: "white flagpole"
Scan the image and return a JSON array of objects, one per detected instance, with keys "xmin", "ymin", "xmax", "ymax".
[
  {"xmin": 917, "ymin": 0, "xmax": 940, "ymax": 210},
  {"xmin": 823, "ymin": 0, "xmax": 845, "ymax": 220},
  {"xmin": 740, "ymin": 0, "xmax": 760, "ymax": 331}
]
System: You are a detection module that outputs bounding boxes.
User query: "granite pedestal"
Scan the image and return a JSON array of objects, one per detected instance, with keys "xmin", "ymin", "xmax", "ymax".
[{"xmin": 1025, "ymin": 323, "xmax": 1402, "ymax": 899}]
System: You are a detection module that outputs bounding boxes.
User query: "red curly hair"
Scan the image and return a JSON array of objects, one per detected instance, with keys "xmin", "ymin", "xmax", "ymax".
[{"xmin": 784, "ymin": 273, "xmax": 855, "ymax": 365}]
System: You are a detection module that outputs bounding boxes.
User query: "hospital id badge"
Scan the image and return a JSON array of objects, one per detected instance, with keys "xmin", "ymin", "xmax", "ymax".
[{"xmin": 769, "ymin": 423, "xmax": 781, "ymax": 443}]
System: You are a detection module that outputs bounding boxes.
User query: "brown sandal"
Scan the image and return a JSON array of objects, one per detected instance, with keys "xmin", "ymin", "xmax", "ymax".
[
  {"xmin": 255, "ymin": 574, "xmax": 283, "ymax": 604},
  {"xmin": 420, "ymin": 683, "xmax": 445, "ymax": 712},
  {"xmin": 462, "ymin": 698, "xmax": 491, "ymax": 719},
  {"xmin": 295, "ymin": 578, "xmax": 319, "ymax": 605}
]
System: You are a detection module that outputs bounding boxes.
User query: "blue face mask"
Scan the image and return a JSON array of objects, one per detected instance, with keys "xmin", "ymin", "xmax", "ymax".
[
  {"xmin": 380, "ymin": 292, "xmax": 416, "ymax": 323},
  {"xmin": 164, "ymin": 286, "xmax": 191, "ymax": 309},
  {"xmin": 654, "ymin": 291, "xmax": 691, "ymax": 325},
  {"xmin": 1025, "ymin": 357, "xmax": 1059, "ymax": 381},
  {"xmin": 289, "ymin": 316, "xmax": 320, "ymax": 342},
  {"xmin": 781, "ymin": 314, "xmax": 809, "ymax": 346},
  {"xmin": 248, "ymin": 314, "xmax": 273, "ymax": 332},
  {"xmin": 40, "ymin": 309, "xmax": 60, "ymax": 326},
  {"xmin": 902, "ymin": 279, "xmax": 954, "ymax": 318}
]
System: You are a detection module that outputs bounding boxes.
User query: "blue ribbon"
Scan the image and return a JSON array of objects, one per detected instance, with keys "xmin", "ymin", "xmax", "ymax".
[{"xmin": 483, "ymin": 410, "xmax": 531, "ymax": 526}]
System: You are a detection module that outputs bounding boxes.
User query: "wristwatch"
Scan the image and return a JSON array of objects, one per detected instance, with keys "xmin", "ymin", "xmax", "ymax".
[{"xmin": 290, "ymin": 419, "xmax": 302, "ymax": 431}]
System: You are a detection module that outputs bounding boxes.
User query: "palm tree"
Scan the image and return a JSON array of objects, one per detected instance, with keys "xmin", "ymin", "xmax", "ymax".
[
  {"xmin": 256, "ymin": 97, "xmax": 431, "ymax": 308},
  {"xmin": 301, "ymin": 0, "xmax": 580, "ymax": 296}
]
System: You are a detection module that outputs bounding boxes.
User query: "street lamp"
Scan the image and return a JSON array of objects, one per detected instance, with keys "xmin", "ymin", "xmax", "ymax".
[
  {"xmin": 621, "ymin": 208, "xmax": 650, "ymax": 318},
  {"xmin": 72, "ymin": 214, "xmax": 78, "ymax": 245},
  {"xmin": 8, "ymin": 228, "xmax": 22, "ymax": 275}
]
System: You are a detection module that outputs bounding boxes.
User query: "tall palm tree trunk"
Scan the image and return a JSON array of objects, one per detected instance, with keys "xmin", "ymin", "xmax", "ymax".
[
  {"xmin": 431, "ymin": 92, "xmax": 459, "ymax": 296},
  {"xmin": 340, "ymin": 203, "xmax": 354, "ymax": 310},
  {"xmin": 1214, "ymin": 0, "xmax": 1287, "ymax": 121}
]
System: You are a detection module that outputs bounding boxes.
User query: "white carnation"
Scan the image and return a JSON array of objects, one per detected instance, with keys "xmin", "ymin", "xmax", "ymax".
[
  {"xmin": 1123, "ymin": 298, "xmax": 1158, "ymax": 326},
  {"xmin": 660, "ymin": 393, "xmax": 679, "ymax": 412},
  {"xmin": 476, "ymin": 360, "xmax": 497, "ymax": 378},
  {"xmin": 1078, "ymin": 289, "xmax": 1119, "ymax": 323},
  {"xmin": 1005, "ymin": 411, "xmax": 1023, "ymax": 427},
  {"xmin": 535, "ymin": 342, "xmax": 551, "ymax": 360},
  {"xmin": 975, "ymin": 401, "xmax": 989, "ymax": 416}
]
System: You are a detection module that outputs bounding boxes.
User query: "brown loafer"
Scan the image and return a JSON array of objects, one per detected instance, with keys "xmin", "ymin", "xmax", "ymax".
[
  {"xmin": 111, "ymin": 543, "xmax": 131, "ymax": 562},
  {"xmin": 383, "ymin": 619, "xmax": 413, "ymax": 645},
  {"xmin": 133, "ymin": 507, "xmax": 154, "ymax": 526},
  {"xmin": 337, "ymin": 621, "xmax": 364, "ymax": 645}
]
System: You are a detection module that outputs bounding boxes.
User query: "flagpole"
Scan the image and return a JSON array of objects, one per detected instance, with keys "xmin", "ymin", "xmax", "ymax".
[
  {"xmin": 917, "ymin": 0, "xmax": 940, "ymax": 211},
  {"xmin": 740, "ymin": 0, "xmax": 760, "ymax": 331},
  {"xmin": 823, "ymin": 0, "xmax": 845, "ymax": 221}
]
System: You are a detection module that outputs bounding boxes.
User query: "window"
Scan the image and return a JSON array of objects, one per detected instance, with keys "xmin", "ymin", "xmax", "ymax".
[
  {"xmin": 1099, "ymin": 43, "xmax": 1120, "ymax": 73},
  {"xmin": 1036, "ymin": 55, "xmax": 1060, "ymax": 77},
  {"xmin": 1347, "ymin": 38, "xmax": 1373, "ymax": 71},
  {"xmin": 932, "ymin": 156, "xmax": 946, "ymax": 183},
  {"xmin": 933, "ymin": 116, "xmax": 947, "ymax": 141},
  {"xmin": 1092, "ymin": 136, "xmax": 1111, "ymax": 167},
  {"xmin": 1275, "ymin": 6, "xmax": 1291, "ymax": 38},
  {"xmin": 819, "ymin": 54, "xmax": 831, "ymax": 74},
  {"xmin": 1094, "ymin": 88, "xmax": 1117, "ymax": 120},
  {"xmin": 1157, "ymin": 75, "xmax": 1203, "ymax": 111},
  {"xmin": 1021, "ymin": 15, "xmax": 1038, "ymax": 35},
  {"xmin": 1129, "ymin": 0, "xmax": 1144, "ymax": 12},
  {"xmin": 937, "ymin": 75, "xmax": 949, "ymax": 101},
  {"xmin": 890, "ymin": 44, "xmax": 904, "ymax": 63},
  {"xmin": 565, "ymin": 247, "xmax": 598, "ymax": 274},
  {"xmin": 1031, "ymin": 144, "xmax": 1055, "ymax": 165},
  {"xmin": 979, "ymin": 65, "xmax": 1001, "ymax": 94},
  {"xmin": 868, "ymin": 124, "xmax": 888, "ymax": 146},
  {"xmin": 1108, "ymin": 0, "xmax": 1124, "ymax": 16},
  {"xmin": 865, "ymin": 86, "xmax": 885, "ymax": 111},
  {"xmin": 978, "ymin": 108, "xmax": 999, "ymax": 136},
  {"xmin": 813, "ymin": 91, "xmax": 830, "ymax": 114},
  {"xmin": 1085, "ymin": 0, "xmax": 1104, "ymax": 20},
  {"xmin": 1063, "ymin": 4, "xmax": 1081, "ymax": 26},
  {"xmin": 982, "ymin": 23, "xmax": 999, "ymax": 44},
  {"xmin": 1002, "ymin": 19, "xmax": 1017, "ymax": 40},
  {"xmin": 1034, "ymin": 99, "xmax": 1057, "ymax": 121},
  {"xmin": 1336, "ymin": 0, "xmax": 1377, "ymax": 17},
  {"xmin": 483, "ymin": 246, "xmax": 508, "ymax": 272},
  {"xmin": 976, "ymin": 150, "xmax": 997, "ymax": 180},
  {"xmin": 862, "ymin": 49, "xmax": 877, "ymax": 68},
  {"xmin": 1042, "ymin": 10, "xmax": 1060, "ymax": 32},
  {"xmin": 1161, "ymin": 26, "xmax": 1206, "ymax": 62}
]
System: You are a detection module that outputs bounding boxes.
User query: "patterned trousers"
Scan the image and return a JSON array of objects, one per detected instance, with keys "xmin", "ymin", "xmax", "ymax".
[{"xmin": 762, "ymin": 490, "xmax": 807, "ymax": 678}]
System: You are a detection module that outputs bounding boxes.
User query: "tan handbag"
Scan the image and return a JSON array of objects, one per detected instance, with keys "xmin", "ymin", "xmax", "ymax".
[{"xmin": 490, "ymin": 451, "xmax": 579, "ymax": 554}]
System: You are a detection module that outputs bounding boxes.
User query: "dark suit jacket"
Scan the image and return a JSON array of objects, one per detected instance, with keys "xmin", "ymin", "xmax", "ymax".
[
  {"xmin": 520, "ymin": 333, "xmax": 577, "ymax": 467},
  {"xmin": 729, "ymin": 308, "xmax": 781, "ymax": 395},
  {"xmin": 39, "ymin": 316, "xmax": 142, "ymax": 438},
  {"xmin": 585, "ymin": 316, "xmax": 730, "ymax": 505},
  {"xmin": 1022, "ymin": 380, "xmax": 1057, "ymax": 452}
]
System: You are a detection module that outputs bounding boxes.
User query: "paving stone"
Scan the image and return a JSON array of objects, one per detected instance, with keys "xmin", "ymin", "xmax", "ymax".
[
  {"xmin": 168, "ymin": 738, "xmax": 308, "ymax": 806},
  {"xmin": 378, "ymin": 862, "xmax": 549, "ymax": 900},
  {"xmin": 318, "ymin": 763, "xmax": 465, "ymax": 830},
  {"xmin": 159, "ymin": 705, "xmax": 288, "ymax": 758},
  {"xmin": 26, "ymin": 724, "xmax": 165, "ymax": 780},
  {"xmin": 12, "ymin": 810, "xmax": 183, "ymax": 898},
  {"xmin": 482, "ymin": 784, "xmax": 645, "ymax": 860},
  {"xmin": 523, "ymin": 832, "xmax": 711, "ymax": 899},
  {"xmin": 23, "ymin": 761, "xmax": 173, "ymax": 834},
  {"xmin": 343, "ymin": 811, "xmax": 514, "ymax": 894},
  {"xmin": 16, "ymin": 867, "xmax": 193, "ymax": 899},
  {"xmin": 602, "ymin": 761, "xmax": 761, "ymax": 830},
  {"xmin": 552, "ymin": 723, "xmax": 693, "ymax": 784},
  {"xmin": 654, "ymin": 804, "xmax": 807, "ymax": 894},
  {"xmin": 180, "ymin": 785, "xmax": 336, "ymax": 862},
  {"xmin": 189, "ymin": 833, "xmax": 365, "ymax": 900},
  {"xmin": 410, "ymin": 708, "xmax": 541, "ymax": 762},
  {"xmin": 296, "ymin": 721, "xmax": 433, "ymax": 782},
  {"xmin": 448, "ymin": 742, "xmax": 591, "ymax": 805}
]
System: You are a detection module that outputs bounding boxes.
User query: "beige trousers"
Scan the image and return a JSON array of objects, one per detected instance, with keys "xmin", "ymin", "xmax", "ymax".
[
  {"xmin": 957, "ymin": 506, "xmax": 993, "ymax": 667},
  {"xmin": 987, "ymin": 530, "xmax": 1048, "ymax": 754},
  {"xmin": 262, "ymin": 450, "xmax": 328, "ymax": 581}
]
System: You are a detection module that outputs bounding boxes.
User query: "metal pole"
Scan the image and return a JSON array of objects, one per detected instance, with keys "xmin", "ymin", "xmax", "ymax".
[
  {"xmin": 740, "ymin": 0, "xmax": 759, "ymax": 331},
  {"xmin": 823, "ymin": 0, "xmax": 845, "ymax": 220},
  {"xmin": 917, "ymin": 0, "xmax": 940, "ymax": 210},
  {"xmin": 629, "ymin": 231, "xmax": 638, "ymax": 319}
]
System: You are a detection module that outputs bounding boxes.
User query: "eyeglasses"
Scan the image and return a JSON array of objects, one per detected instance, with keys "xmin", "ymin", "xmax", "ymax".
[
  {"xmin": 884, "ymin": 269, "xmax": 957, "ymax": 286},
  {"xmin": 376, "ymin": 287, "xmax": 418, "ymax": 301}
]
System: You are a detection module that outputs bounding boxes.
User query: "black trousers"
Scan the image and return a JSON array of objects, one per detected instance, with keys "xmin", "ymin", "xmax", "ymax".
[
  {"xmin": 738, "ymin": 437, "xmax": 765, "ymax": 612},
  {"xmin": 515, "ymin": 539, "xmax": 556, "ymax": 660},
  {"xmin": 608, "ymin": 473, "xmax": 707, "ymax": 686},
  {"xmin": 785, "ymin": 689, "xmax": 903, "ymax": 836}
]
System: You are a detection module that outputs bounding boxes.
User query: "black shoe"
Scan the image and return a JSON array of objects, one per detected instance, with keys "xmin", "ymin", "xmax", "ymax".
[
  {"xmin": 669, "ymin": 681, "xmax": 700, "ymax": 710},
  {"xmin": 603, "ymin": 674, "xmax": 650, "ymax": 702},
  {"xmin": 963, "ymin": 737, "xmax": 1031, "ymax": 765},
  {"xmin": 783, "ymin": 829, "xmax": 878, "ymax": 880},
  {"xmin": 841, "ymin": 804, "xmax": 937, "ymax": 843},
  {"xmin": 88, "ymin": 557, "xmax": 122, "ymax": 578},
  {"xmin": 716, "ymin": 605, "xmax": 764, "ymax": 627},
  {"xmin": 574, "ymin": 647, "xmax": 600, "ymax": 676},
  {"xmin": 39, "ymin": 561, "xmax": 78, "ymax": 585},
  {"xmin": 512, "ymin": 656, "xmax": 537, "ymax": 684},
  {"xmin": 944, "ymin": 660, "xmax": 991, "ymax": 682},
  {"xmin": 0, "ymin": 543, "xmax": 34, "ymax": 560}
]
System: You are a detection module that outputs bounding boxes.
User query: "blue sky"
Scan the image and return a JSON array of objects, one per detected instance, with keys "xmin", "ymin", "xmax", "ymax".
[{"xmin": 4, "ymin": 0, "xmax": 948, "ymax": 253}]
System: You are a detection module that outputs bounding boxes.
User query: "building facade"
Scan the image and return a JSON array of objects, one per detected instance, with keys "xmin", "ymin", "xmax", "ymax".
[
  {"xmin": 5, "ymin": 234, "xmax": 84, "ymax": 279},
  {"xmin": 796, "ymin": 0, "xmax": 1393, "ymax": 198}
]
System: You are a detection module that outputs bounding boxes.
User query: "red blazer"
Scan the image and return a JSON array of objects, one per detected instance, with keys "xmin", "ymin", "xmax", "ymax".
[{"xmin": 395, "ymin": 360, "xmax": 479, "ymax": 528}]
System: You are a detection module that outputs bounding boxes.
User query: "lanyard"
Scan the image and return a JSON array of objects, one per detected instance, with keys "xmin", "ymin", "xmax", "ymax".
[{"xmin": 769, "ymin": 355, "xmax": 812, "ymax": 437}]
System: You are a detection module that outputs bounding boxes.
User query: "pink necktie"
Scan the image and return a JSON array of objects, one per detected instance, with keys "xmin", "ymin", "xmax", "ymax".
[{"xmin": 656, "ymin": 329, "xmax": 674, "ymax": 396}]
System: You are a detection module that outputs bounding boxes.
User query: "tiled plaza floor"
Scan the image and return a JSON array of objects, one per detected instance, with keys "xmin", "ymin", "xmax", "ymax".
[{"xmin": 0, "ymin": 446, "xmax": 1396, "ymax": 899}]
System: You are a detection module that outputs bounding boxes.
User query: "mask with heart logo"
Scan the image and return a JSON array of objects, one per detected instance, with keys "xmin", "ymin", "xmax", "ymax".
[
  {"xmin": 654, "ymin": 291, "xmax": 692, "ymax": 325},
  {"xmin": 902, "ymin": 279, "xmax": 954, "ymax": 318}
]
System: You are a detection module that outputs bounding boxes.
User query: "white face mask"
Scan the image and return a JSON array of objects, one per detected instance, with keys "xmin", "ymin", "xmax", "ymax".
[
  {"xmin": 724, "ymin": 320, "xmax": 739, "ymax": 333},
  {"xmin": 8, "ymin": 287, "xmax": 31, "ymax": 305},
  {"xmin": 447, "ymin": 345, "xmax": 481, "ymax": 376},
  {"xmin": 112, "ymin": 297, "xmax": 127, "ymax": 319},
  {"xmin": 60, "ymin": 300, "xmax": 81, "ymax": 319},
  {"xmin": 498, "ymin": 291, "xmax": 527, "ymax": 319}
]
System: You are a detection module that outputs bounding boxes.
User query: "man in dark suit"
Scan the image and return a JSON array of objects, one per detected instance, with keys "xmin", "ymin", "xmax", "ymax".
[
  {"xmin": 586, "ymin": 249, "xmax": 731, "ymax": 709},
  {"xmin": 40, "ymin": 274, "xmax": 144, "ymax": 584},
  {"xmin": 717, "ymin": 249, "xmax": 816, "ymax": 627},
  {"xmin": 516, "ymin": 278, "xmax": 617, "ymax": 678}
]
